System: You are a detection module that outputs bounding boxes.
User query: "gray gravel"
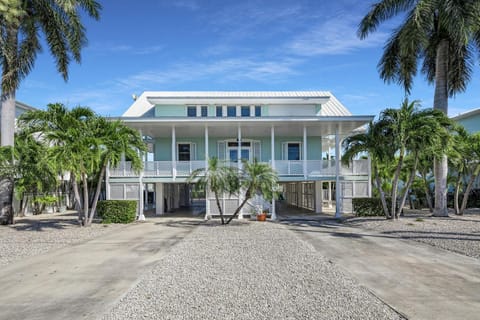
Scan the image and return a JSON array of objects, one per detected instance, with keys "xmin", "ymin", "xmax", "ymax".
[
  {"xmin": 345, "ymin": 209, "xmax": 480, "ymax": 259},
  {"xmin": 102, "ymin": 221, "xmax": 402, "ymax": 320},
  {"xmin": 0, "ymin": 212, "xmax": 126, "ymax": 266}
]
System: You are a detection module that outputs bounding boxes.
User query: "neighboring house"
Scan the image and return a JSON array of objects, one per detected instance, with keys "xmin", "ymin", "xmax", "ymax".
[
  {"xmin": 0, "ymin": 101, "xmax": 37, "ymax": 132},
  {"xmin": 107, "ymin": 91, "xmax": 374, "ymax": 218},
  {"xmin": 452, "ymin": 108, "xmax": 480, "ymax": 189}
]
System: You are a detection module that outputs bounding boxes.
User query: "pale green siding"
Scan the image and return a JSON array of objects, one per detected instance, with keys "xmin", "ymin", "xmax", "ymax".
[
  {"xmin": 261, "ymin": 106, "xmax": 268, "ymax": 116},
  {"xmin": 155, "ymin": 105, "xmax": 185, "ymax": 117},
  {"xmin": 457, "ymin": 113, "xmax": 480, "ymax": 133},
  {"xmin": 307, "ymin": 136, "xmax": 322, "ymax": 160},
  {"xmin": 154, "ymin": 138, "xmax": 171, "ymax": 160}
]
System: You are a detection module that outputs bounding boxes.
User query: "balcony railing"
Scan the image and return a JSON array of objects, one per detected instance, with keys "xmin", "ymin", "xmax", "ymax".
[{"xmin": 109, "ymin": 159, "xmax": 369, "ymax": 178}]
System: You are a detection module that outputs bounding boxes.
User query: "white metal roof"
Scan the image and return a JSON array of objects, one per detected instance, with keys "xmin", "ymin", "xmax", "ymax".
[
  {"xmin": 451, "ymin": 108, "xmax": 480, "ymax": 121},
  {"xmin": 122, "ymin": 91, "xmax": 352, "ymax": 117}
]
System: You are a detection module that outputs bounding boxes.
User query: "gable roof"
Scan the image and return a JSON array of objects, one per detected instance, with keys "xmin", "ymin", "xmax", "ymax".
[
  {"xmin": 122, "ymin": 91, "xmax": 352, "ymax": 117},
  {"xmin": 451, "ymin": 108, "xmax": 480, "ymax": 121}
]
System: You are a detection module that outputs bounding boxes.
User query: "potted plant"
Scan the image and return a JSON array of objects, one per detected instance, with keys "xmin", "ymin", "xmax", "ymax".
[{"xmin": 257, "ymin": 208, "xmax": 268, "ymax": 221}]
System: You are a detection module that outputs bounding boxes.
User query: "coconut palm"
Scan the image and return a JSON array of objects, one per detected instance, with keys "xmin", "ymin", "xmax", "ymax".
[
  {"xmin": 225, "ymin": 159, "xmax": 279, "ymax": 224},
  {"xmin": 88, "ymin": 117, "xmax": 146, "ymax": 226},
  {"xmin": 358, "ymin": 0, "xmax": 480, "ymax": 216},
  {"xmin": 188, "ymin": 157, "xmax": 240, "ymax": 224}
]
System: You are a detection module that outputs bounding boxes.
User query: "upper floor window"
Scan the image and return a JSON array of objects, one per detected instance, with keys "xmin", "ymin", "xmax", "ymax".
[
  {"xmin": 187, "ymin": 106, "xmax": 197, "ymax": 117},
  {"xmin": 227, "ymin": 106, "xmax": 236, "ymax": 117},
  {"xmin": 283, "ymin": 142, "xmax": 301, "ymax": 160},
  {"xmin": 241, "ymin": 106, "xmax": 250, "ymax": 117},
  {"xmin": 255, "ymin": 106, "xmax": 261, "ymax": 117},
  {"xmin": 201, "ymin": 106, "xmax": 208, "ymax": 117},
  {"xmin": 216, "ymin": 106, "xmax": 223, "ymax": 117}
]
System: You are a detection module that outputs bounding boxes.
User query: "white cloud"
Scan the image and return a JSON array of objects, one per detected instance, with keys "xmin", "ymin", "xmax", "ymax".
[{"xmin": 88, "ymin": 43, "xmax": 164, "ymax": 56}]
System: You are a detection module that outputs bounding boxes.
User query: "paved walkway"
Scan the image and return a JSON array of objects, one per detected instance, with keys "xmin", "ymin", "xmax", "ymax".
[
  {"xmin": 280, "ymin": 216, "xmax": 480, "ymax": 320},
  {"xmin": 0, "ymin": 217, "xmax": 202, "ymax": 320}
]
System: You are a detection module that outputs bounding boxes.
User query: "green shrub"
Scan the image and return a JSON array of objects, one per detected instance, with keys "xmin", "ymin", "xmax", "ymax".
[
  {"xmin": 352, "ymin": 198, "xmax": 386, "ymax": 216},
  {"xmin": 97, "ymin": 200, "xmax": 137, "ymax": 224}
]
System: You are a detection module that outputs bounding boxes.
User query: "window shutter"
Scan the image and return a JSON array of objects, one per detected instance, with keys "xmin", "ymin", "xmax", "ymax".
[
  {"xmin": 191, "ymin": 143, "xmax": 197, "ymax": 160},
  {"xmin": 253, "ymin": 141, "xmax": 261, "ymax": 161},
  {"xmin": 217, "ymin": 141, "xmax": 226, "ymax": 160},
  {"xmin": 282, "ymin": 142, "xmax": 287, "ymax": 160}
]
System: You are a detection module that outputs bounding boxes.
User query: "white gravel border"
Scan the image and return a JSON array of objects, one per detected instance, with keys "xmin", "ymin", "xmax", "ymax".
[
  {"xmin": 0, "ymin": 212, "xmax": 127, "ymax": 266},
  {"xmin": 345, "ymin": 209, "xmax": 480, "ymax": 259},
  {"xmin": 102, "ymin": 221, "xmax": 402, "ymax": 320}
]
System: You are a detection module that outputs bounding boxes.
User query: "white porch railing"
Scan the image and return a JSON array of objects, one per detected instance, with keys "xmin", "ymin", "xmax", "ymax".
[{"xmin": 110, "ymin": 159, "xmax": 369, "ymax": 178}]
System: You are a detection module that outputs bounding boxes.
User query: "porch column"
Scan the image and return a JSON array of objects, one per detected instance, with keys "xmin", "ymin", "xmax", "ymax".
[
  {"xmin": 303, "ymin": 125, "xmax": 307, "ymax": 179},
  {"xmin": 138, "ymin": 173, "xmax": 145, "ymax": 221},
  {"xmin": 328, "ymin": 181, "xmax": 332, "ymax": 208},
  {"xmin": 237, "ymin": 125, "xmax": 243, "ymax": 219},
  {"xmin": 335, "ymin": 128, "xmax": 342, "ymax": 218},
  {"xmin": 367, "ymin": 155, "xmax": 372, "ymax": 197},
  {"xmin": 172, "ymin": 126, "xmax": 176, "ymax": 180},
  {"xmin": 315, "ymin": 181, "xmax": 323, "ymax": 213},
  {"xmin": 155, "ymin": 183, "xmax": 164, "ymax": 215},
  {"xmin": 204, "ymin": 126, "xmax": 210, "ymax": 220},
  {"xmin": 271, "ymin": 125, "xmax": 276, "ymax": 220}
]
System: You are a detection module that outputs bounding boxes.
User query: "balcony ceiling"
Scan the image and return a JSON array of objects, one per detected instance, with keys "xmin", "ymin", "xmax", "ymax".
[{"xmin": 120, "ymin": 116, "xmax": 373, "ymax": 138}]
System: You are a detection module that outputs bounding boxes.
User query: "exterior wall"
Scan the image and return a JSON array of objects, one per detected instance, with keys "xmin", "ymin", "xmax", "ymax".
[
  {"xmin": 155, "ymin": 105, "xmax": 185, "ymax": 117},
  {"xmin": 267, "ymin": 104, "xmax": 316, "ymax": 116},
  {"xmin": 154, "ymin": 138, "xmax": 171, "ymax": 161},
  {"xmin": 456, "ymin": 113, "xmax": 480, "ymax": 133}
]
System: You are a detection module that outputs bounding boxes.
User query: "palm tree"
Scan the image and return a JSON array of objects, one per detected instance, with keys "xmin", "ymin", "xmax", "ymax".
[
  {"xmin": 88, "ymin": 117, "xmax": 146, "ymax": 226},
  {"xmin": 0, "ymin": 0, "xmax": 101, "ymax": 224},
  {"xmin": 225, "ymin": 159, "xmax": 279, "ymax": 224},
  {"xmin": 342, "ymin": 122, "xmax": 394, "ymax": 217},
  {"xmin": 358, "ymin": 0, "xmax": 480, "ymax": 216}
]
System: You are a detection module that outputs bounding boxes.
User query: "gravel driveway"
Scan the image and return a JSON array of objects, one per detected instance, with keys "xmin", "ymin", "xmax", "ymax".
[
  {"xmin": 345, "ymin": 209, "xmax": 480, "ymax": 259},
  {"xmin": 0, "ymin": 212, "xmax": 126, "ymax": 266},
  {"xmin": 103, "ymin": 221, "xmax": 402, "ymax": 320}
]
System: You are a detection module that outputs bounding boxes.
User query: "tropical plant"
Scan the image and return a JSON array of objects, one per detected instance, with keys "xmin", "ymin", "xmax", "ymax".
[
  {"xmin": 0, "ymin": 0, "xmax": 101, "ymax": 224},
  {"xmin": 188, "ymin": 157, "xmax": 239, "ymax": 224},
  {"xmin": 358, "ymin": 0, "xmax": 480, "ymax": 216}
]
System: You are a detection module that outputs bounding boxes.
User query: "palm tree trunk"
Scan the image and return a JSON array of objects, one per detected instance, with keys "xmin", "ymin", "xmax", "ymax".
[
  {"xmin": 225, "ymin": 189, "xmax": 251, "ymax": 225},
  {"xmin": 421, "ymin": 171, "xmax": 433, "ymax": 213},
  {"xmin": 460, "ymin": 167, "xmax": 480, "ymax": 214},
  {"xmin": 374, "ymin": 165, "xmax": 390, "ymax": 218},
  {"xmin": 391, "ymin": 152, "xmax": 405, "ymax": 219},
  {"xmin": 398, "ymin": 156, "xmax": 418, "ymax": 216},
  {"xmin": 71, "ymin": 173, "xmax": 83, "ymax": 224},
  {"xmin": 82, "ymin": 173, "xmax": 89, "ymax": 226},
  {"xmin": 433, "ymin": 38, "xmax": 449, "ymax": 217},
  {"xmin": 454, "ymin": 173, "xmax": 462, "ymax": 215},
  {"xmin": 88, "ymin": 164, "xmax": 106, "ymax": 225},
  {"xmin": 214, "ymin": 191, "xmax": 225, "ymax": 224}
]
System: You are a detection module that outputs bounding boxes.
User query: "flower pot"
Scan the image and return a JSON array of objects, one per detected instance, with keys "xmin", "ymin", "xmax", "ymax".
[{"xmin": 257, "ymin": 213, "xmax": 267, "ymax": 221}]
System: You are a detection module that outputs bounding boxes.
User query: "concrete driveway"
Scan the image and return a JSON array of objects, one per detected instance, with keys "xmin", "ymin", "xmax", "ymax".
[
  {"xmin": 0, "ymin": 217, "xmax": 202, "ymax": 320},
  {"xmin": 281, "ymin": 216, "xmax": 480, "ymax": 320}
]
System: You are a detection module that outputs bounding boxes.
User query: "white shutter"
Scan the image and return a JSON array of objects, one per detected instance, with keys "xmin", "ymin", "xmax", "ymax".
[
  {"xmin": 253, "ymin": 141, "xmax": 261, "ymax": 161},
  {"xmin": 217, "ymin": 141, "xmax": 226, "ymax": 160}
]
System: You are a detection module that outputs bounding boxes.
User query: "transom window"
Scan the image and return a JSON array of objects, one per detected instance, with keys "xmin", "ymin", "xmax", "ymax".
[
  {"xmin": 241, "ymin": 106, "xmax": 250, "ymax": 117},
  {"xmin": 187, "ymin": 106, "xmax": 197, "ymax": 117},
  {"xmin": 255, "ymin": 106, "xmax": 261, "ymax": 117},
  {"xmin": 227, "ymin": 106, "xmax": 236, "ymax": 117}
]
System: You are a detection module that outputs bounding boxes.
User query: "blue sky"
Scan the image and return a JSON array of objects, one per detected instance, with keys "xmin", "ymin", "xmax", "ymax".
[{"xmin": 16, "ymin": 0, "xmax": 480, "ymax": 117}]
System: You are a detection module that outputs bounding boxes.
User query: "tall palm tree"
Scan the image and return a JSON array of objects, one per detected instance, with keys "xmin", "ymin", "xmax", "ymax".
[
  {"xmin": 88, "ymin": 117, "xmax": 146, "ymax": 226},
  {"xmin": 0, "ymin": 0, "xmax": 101, "ymax": 224},
  {"xmin": 358, "ymin": 0, "xmax": 480, "ymax": 216},
  {"xmin": 225, "ymin": 159, "xmax": 279, "ymax": 225},
  {"xmin": 188, "ymin": 157, "xmax": 239, "ymax": 224}
]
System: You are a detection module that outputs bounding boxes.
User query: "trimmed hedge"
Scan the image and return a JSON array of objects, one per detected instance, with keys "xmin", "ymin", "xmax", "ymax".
[
  {"xmin": 352, "ymin": 198, "xmax": 386, "ymax": 216},
  {"xmin": 97, "ymin": 200, "xmax": 137, "ymax": 224}
]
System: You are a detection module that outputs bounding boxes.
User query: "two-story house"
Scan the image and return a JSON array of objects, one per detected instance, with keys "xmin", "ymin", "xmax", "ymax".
[{"xmin": 107, "ymin": 91, "xmax": 374, "ymax": 219}]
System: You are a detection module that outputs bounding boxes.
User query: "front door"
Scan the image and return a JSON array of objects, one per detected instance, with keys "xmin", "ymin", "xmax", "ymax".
[{"xmin": 229, "ymin": 148, "xmax": 250, "ymax": 162}]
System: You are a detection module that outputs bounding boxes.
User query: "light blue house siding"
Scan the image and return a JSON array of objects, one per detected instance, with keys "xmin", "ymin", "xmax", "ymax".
[
  {"xmin": 456, "ymin": 113, "xmax": 480, "ymax": 133},
  {"xmin": 154, "ymin": 137, "xmax": 322, "ymax": 161},
  {"xmin": 155, "ymin": 105, "xmax": 185, "ymax": 117}
]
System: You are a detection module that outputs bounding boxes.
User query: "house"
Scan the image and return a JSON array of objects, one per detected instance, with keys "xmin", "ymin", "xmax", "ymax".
[
  {"xmin": 452, "ymin": 108, "xmax": 480, "ymax": 189},
  {"xmin": 107, "ymin": 91, "xmax": 374, "ymax": 219},
  {"xmin": 0, "ymin": 100, "xmax": 37, "ymax": 131}
]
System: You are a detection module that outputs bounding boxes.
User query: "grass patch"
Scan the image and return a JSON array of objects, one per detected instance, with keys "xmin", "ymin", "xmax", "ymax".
[{"xmin": 415, "ymin": 218, "xmax": 424, "ymax": 222}]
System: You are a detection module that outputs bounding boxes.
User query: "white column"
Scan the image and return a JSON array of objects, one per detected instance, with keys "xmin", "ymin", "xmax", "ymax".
[
  {"xmin": 237, "ymin": 125, "xmax": 243, "ymax": 219},
  {"xmin": 138, "ymin": 174, "xmax": 145, "ymax": 221},
  {"xmin": 155, "ymin": 183, "xmax": 164, "ymax": 215},
  {"xmin": 315, "ymin": 181, "xmax": 323, "ymax": 213},
  {"xmin": 172, "ymin": 126, "xmax": 176, "ymax": 180},
  {"xmin": 367, "ymin": 155, "xmax": 372, "ymax": 197},
  {"xmin": 204, "ymin": 126, "xmax": 210, "ymax": 220},
  {"xmin": 205, "ymin": 126, "xmax": 209, "ymax": 164},
  {"xmin": 328, "ymin": 181, "xmax": 332, "ymax": 208},
  {"xmin": 271, "ymin": 125, "xmax": 277, "ymax": 220},
  {"xmin": 335, "ymin": 128, "xmax": 342, "ymax": 218},
  {"xmin": 303, "ymin": 125, "xmax": 307, "ymax": 179}
]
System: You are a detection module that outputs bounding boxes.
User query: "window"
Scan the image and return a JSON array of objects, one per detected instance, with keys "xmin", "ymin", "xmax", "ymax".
[
  {"xmin": 241, "ymin": 106, "xmax": 250, "ymax": 117},
  {"xmin": 216, "ymin": 106, "xmax": 223, "ymax": 117},
  {"xmin": 283, "ymin": 142, "xmax": 301, "ymax": 160},
  {"xmin": 255, "ymin": 106, "xmax": 261, "ymax": 117},
  {"xmin": 227, "ymin": 106, "xmax": 236, "ymax": 117},
  {"xmin": 178, "ymin": 143, "xmax": 191, "ymax": 161},
  {"xmin": 187, "ymin": 106, "xmax": 196, "ymax": 117},
  {"xmin": 201, "ymin": 106, "xmax": 208, "ymax": 117}
]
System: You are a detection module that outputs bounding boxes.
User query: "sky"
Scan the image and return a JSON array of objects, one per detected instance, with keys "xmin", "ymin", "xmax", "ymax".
[{"xmin": 16, "ymin": 0, "xmax": 480, "ymax": 117}]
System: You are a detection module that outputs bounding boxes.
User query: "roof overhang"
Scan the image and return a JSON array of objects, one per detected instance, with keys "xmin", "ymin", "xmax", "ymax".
[{"xmin": 146, "ymin": 96, "xmax": 330, "ymax": 105}]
